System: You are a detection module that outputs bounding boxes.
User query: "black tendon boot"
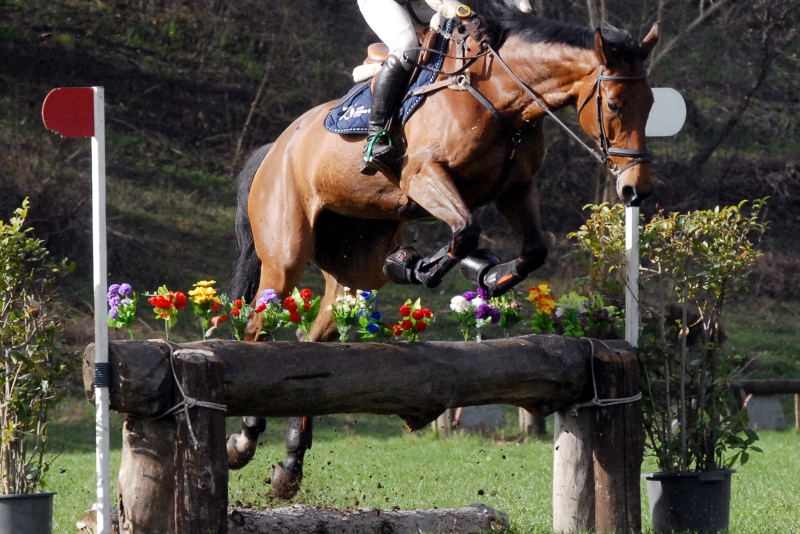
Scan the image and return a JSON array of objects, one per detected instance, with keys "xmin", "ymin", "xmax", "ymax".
[{"xmin": 361, "ymin": 54, "xmax": 411, "ymax": 176}]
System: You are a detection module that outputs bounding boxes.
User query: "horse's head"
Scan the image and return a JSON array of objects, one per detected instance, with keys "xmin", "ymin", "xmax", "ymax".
[{"xmin": 577, "ymin": 23, "xmax": 660, "ymax": 207}]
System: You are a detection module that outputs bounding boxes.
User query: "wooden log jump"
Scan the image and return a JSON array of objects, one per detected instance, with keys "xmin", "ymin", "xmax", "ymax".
[{"xmin": 83, "ymin": 335, "xmax": 642, "ymax": 534}]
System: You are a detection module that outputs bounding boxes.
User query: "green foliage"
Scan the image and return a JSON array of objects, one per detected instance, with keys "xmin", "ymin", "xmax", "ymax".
[
  {"xmin": 571, "ymin": 199, "xmax": 770, "ymax": 473},
  {"xmin": 0, "ymin": 199, "xmax": 74, "ymax": 494}
]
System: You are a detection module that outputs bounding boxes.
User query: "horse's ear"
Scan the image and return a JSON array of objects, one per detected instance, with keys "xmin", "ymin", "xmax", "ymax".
[
  {"xmin": 639, "ymin": 22, "xmax": 660, "ymax": 60},
  {"xmin": 594, "ymin": 28, "xmax": 619, "ymax": 68}
]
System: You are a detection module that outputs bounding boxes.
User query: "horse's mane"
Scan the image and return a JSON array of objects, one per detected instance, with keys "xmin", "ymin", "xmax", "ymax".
[{"xmin": 469, "ymin": 0, "xmax": 642, "ymax": 64}]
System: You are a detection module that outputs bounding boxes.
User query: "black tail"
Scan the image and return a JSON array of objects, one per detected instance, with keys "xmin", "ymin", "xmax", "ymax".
[{"xmin": 230, "ymin": 143, "xmax": 273, "ymax": 303}]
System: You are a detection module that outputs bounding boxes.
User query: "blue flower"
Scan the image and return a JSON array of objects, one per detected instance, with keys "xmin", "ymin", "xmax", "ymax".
[
  {"xmin": 369, "ymin": 311, "xmax": 382, "ymax": 322},
  {"xmin": 358, "ymin": 309, "xmax": 368, "ymax": 319},
  {"xmin": 366, "ymin": 322, "xmax": 380, "ymax": 334}
]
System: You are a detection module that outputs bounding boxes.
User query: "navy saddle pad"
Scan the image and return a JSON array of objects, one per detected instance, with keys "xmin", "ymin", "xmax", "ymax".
[{"xmin": 323, "ymin": 21, "xmax": 453, "ymax": 135}]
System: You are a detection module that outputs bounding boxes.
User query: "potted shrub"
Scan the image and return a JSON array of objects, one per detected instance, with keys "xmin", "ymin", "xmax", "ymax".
[
  {"xmin": 570, "ymin": 199, "xmax": 769, "ymax": 533},
  {"xmin": 0, "ymin": 200, "xmax": 74, "ymax": 533}
]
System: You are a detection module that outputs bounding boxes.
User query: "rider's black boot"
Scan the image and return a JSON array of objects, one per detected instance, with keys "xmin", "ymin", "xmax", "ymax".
[{"xmin": 361, "ymin": 54, "xmax": 410, "ymax": 176}]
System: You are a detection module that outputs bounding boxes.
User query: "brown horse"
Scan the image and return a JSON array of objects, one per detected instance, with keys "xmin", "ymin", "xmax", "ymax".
[{"xmin": 228, "ymin": 3, "xmax": 659, "ymax": 499}]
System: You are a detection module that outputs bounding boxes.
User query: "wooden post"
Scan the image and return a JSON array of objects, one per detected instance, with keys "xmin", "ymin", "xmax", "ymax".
[
  {"xmin": 116, "ymin": 349, "xmax": 227, "ymax": 534},
  {"xmin": 552, "ymin": 410, "xmax": 595, "ymax": 533},
  {"xmin": 172, "ymin": 349, "xmax": 228, "ymax": 534},
  {"xmin": 118, "ymin": 416, "xmax": 177, "ymax": 533},
  {"xmin": 434, "ymin": 409, "xmax": 455, "ymax": 438},
  {"xmin": 519, "ymin": 408, "xmax": 547, "ymax": 437},
  {"xmin": 591, "ymin": 346, "xmax": 643, "ymax": 533},
  {"xmin": 795, "ymin": 394, "xmax": 799, "ymax": 431}
]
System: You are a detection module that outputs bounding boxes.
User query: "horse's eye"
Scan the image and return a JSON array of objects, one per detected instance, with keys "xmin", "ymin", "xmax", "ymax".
[{"xmin": 607, "ymin": 101, "xmax": 621, "ymax": 115}]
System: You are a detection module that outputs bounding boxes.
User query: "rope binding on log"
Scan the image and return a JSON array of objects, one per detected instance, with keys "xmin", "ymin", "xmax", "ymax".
[
  {"xmin": 152, "ymin": 340, "xmax": 228, "ymax": 449},
  {"xmin": 568, "ymin": 338, "xmax": 642, "ymax": 416}
]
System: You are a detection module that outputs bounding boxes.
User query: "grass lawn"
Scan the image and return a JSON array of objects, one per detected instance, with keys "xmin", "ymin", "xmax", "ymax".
[{"xmin": 47, "ymin": 403, "xmax": 799, "ymax": 534}]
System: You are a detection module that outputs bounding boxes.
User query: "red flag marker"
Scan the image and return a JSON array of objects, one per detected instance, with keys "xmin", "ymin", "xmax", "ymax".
[
  {"xmin": 42, "ymin": 87, "xmax": 95, "ymax": 138},
  {"xmin": 42, "ymin": 86, "xmax": 111, "ymax": 534}
]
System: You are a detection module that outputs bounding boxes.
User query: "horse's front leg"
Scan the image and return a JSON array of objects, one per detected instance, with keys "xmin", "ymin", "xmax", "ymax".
[
  {"xmin": 385, "ymin": 162, "xmax": 480, "ymax": 288},
  {"xmin": 463, "ymin": 179, "xmax": 548, "ymax": 296}
]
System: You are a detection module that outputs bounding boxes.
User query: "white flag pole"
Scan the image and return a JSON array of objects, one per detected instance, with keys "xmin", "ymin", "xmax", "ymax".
[
  {"xmin": 91, "ymin": 86, "xmax": 111, "ymax": 534},
  {"xmin": 625, "ymin": 206, "xmax": 639, "ymax": 347}
]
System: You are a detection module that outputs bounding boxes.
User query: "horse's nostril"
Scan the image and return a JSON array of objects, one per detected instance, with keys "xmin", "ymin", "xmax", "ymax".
[{"xmin": 621, "ymin": 185, "xmax": 639, "ymax": 206}]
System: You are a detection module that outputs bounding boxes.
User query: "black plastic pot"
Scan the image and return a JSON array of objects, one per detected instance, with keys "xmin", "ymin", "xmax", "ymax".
[
  {"xmin": 644, "ymin": 469, "xmax": 735, "ymax": 533},
  {"xmin": 0, "ymin": 492, "xmax": 55, "ymax": 534}
]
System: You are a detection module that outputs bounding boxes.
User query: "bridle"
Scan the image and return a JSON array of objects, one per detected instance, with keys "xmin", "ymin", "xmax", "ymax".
[
  {"xmin": 575, "ymin": 66, "xmax": 651, "ymax": 175},
  {"xmin": 485, "ymin": 44, "xmax": 651, "ymax": 177}
]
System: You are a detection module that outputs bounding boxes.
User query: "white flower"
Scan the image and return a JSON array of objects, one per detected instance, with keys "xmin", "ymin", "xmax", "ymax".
[
  {"xmin": 450, "ymin": 295, "xmax": 472, "ymax": 313},
  {"xmin": 471, "ymin": 297, "xmax": 485, "ymax": 308}
]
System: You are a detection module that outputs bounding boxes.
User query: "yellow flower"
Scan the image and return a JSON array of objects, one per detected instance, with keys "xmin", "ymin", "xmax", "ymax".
[
  {"xmin": 189, "ymin": 282, "xmax": 217, "ymax": 304},
  {"xmin": 537, "ymin": 295, "xmax": 555, "ymax": 315},
  {"xmin": 537, "ymin": 282, "xmax": 551, "ymax": 296}
]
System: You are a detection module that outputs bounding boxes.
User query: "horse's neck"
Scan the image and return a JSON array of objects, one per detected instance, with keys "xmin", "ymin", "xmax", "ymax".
[{"xmin": 488, "ymin": 38, "xmax": 598, "ymax": 121}]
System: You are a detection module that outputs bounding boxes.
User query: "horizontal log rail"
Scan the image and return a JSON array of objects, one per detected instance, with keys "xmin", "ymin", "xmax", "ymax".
[
  {"xmin": 83, "ymin": 335, "xmax": 633, "ymax": 430},
  {"xmin": 728, "ymin": 379, "xmax": 800, "ymax": 395}
]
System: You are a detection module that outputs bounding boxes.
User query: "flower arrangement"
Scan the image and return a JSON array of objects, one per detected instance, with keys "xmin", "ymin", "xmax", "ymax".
[
  {"xmin": 450, "ymin": 288, "xmax": 499, "ymax": 341},
  {"xmin": 283, "ymin": 287, "xmax": 320, "ymax": 340},
  {"xmin": 188, "ymin": 280, "xmax": 222, "ymax": 339},
  {"xmin": 107, "ymin": 282, "xmax": 137, "ymax": 339},
  {"xmin": 146, "ymin": 285, "xmax": 187, "ymax": 340},
  {"xmin": 254, "ymin": 288, "xmax": 283, "ymax": 339},
  {"xmin": 490, "ymin": 293, "xmax": 523, "ymax": 336},
  {"xmin": 225, "ymin": 296, "xmax": 255, "ymax": 341},
  {"xmin": 527, "ymin": 282, "xmax": 619, "ymax": 339},
  {"xmin": 390, "ymin": 298, "xmax": 434, "ymax": 343}
]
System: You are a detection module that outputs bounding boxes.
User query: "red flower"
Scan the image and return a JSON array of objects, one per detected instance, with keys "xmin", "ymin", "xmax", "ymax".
[
  {"xmin": 415, "ymin": 321, "xmax": 427, "ymax": 332},
  {"xmin": 231, "ymin": 308, "xmax": 240, "ymax": 317},
  {"xmin": 148, "ymin": 295, "xmax": 172, "ymax": 309},
  {"xmin": 412, "ymin": 309, "xmax": 424, "ymax": 320},
  {"xmin": 392, "ymin": 325, "xmax": 402, "ymax": 336},
  {"xmin": 254, "ymin": 302, "xmax": 266, "ymax": 313},
  {"xmin": 234, "ymin": 299, "xmax": 243, "ymax": 309},
  {"xmin": 289, "ymin": 311, "xmax": 301, "ymax": 323},
  {"xmin": 299, "ymin": 288, "xmax": 313, "ymax": 300},
  {"xmin": 211, "ymin": 315, "xmax": 228, "ymax": 326},
  {"xmin": 399, "ymin": 305, "xmax": 411, "ymax": 317},
  {"xmin": 401, "ymin": 319, "xmax": 413, "ymax": 331},
  {"xmin": 173, "ymin": 291, "xmax": 187, "ymax": 310},
  {"xmin": 303, "ymin": 301, "xmax": 310, "ymax": 312},
  {"xmin": 211, "ymin": 301, "xmax": 221, "ymax": 313},
  {"xmin": 284, "ymin": 297, "xmax": 298, "ymax": 311},
  {"xmin": 422, "ymin": 308, "xmax": 433, "ymax": 318}
]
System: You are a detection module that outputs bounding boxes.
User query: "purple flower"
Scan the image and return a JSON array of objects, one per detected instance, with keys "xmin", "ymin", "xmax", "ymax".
[
  {"xmin": 257, "ymin": 288, "xmax": 278, "ymax": 306},
  {"xmin": 109, "ymin": 307, "xmax": 119, "ymax": 320},
  {"xmin": 476, "ymin": 287, "xmax": 489, "ymax": 300},
  {"xmin": 119, "ymin": 283, "xmax": 132, "ymax": 296},
  {"xmin": 108, "ymin": 295, "xmax": 121, "ymax": 309},
  {"xmin": 475, "ymin": 303, "xmax": 501, "ymax": 323},
  {"xmin": 462, "ymin": 291, "xmax": 478, "ymax": 301},
  {"xmin": 107, "ymin": 284, "xmax": 120, "ymax": 301}
]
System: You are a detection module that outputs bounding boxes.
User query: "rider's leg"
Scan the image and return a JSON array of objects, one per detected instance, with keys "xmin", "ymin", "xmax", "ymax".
[{"xmin": 358, "ymin": 0, "xmax": 418, "ymax": 175}]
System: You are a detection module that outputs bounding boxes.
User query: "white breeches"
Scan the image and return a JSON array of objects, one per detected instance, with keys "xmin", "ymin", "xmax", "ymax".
[{"xmin": 358, "ymin": 0, "xmax": 421, "ymax": 69}]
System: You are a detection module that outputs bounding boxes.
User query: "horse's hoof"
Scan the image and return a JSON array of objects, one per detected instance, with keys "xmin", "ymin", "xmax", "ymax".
[
  {"xmin": 271, "ymin": 461, "xmax": 302, "ymax": 500},
  {"xmin": 226, "ymin": 432, "xmax": 258, "ymax": 470}
]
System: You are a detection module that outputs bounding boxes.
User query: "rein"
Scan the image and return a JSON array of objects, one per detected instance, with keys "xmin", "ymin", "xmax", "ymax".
[{"xmin": 485, "ymin": 45, "xmax": 651, "ymax": 177}]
